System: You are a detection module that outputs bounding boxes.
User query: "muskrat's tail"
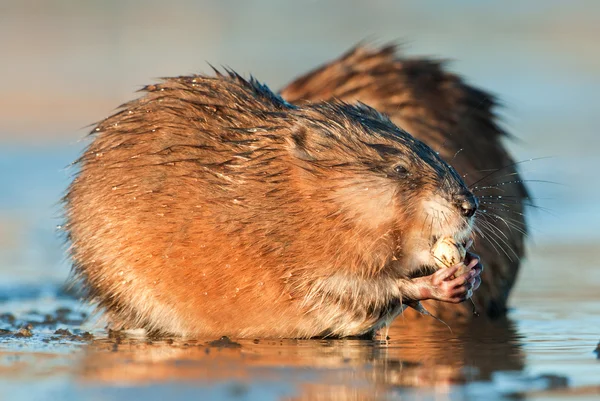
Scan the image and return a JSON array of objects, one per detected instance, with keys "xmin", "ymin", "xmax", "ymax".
[{"xmin": 280, "ymin": 43, "xmax": 528, "ymax": 320}]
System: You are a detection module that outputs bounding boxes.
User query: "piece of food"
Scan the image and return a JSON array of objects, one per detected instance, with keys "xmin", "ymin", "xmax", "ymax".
[
  {"xmin": 431, "ymin": 237, "xmax": 468, "ymax": 277},
  {"xmin": 431, "ymin": 237, "xmax": 478, "ymax": 310}
]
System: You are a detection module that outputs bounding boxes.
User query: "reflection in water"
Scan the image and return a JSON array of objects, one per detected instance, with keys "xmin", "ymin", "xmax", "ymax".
[{"xmin": 77, "ymin": 317, "xmax": 523, "ymax": 400}]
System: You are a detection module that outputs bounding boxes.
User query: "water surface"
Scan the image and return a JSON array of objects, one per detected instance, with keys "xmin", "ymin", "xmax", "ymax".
[{"xmin": 0, "ymin": 240, "xmax": 598, "ymax": 401}]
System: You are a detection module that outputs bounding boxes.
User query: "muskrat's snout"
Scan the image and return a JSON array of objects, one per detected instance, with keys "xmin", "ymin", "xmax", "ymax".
[{"xmin": 454, "ymin": 191, "xmax": 478, "ymax": 218}]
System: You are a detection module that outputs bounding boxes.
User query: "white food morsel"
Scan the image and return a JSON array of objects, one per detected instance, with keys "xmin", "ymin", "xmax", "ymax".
[{"xmin": 431, "ymin": 237, "xmax": 468, "ymax": 277}]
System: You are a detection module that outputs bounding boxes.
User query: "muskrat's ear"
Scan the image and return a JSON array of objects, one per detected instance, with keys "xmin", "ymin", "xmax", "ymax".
[{"xmin": 286, "ymin": 126, "xmax": 316, "ymax": 161}]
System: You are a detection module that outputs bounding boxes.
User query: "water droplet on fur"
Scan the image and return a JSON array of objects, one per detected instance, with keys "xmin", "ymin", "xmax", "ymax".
[
  {"xmin": 225, "ymin": 264, "xmax": 231, "ymax": 269},
  {"xmin": 203, "ymin": 292, "xmax": 208, "ymax": 296}
]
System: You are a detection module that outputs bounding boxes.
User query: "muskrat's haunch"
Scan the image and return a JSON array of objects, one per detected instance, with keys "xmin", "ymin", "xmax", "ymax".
[{"xmin": 65, "ymin": 70, "xmax": 482, "ymax": 338}]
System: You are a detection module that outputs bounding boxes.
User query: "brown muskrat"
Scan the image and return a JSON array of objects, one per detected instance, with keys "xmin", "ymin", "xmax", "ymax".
[
  {"xmin": 64, "ymin": 70, "xmax": 482, "ymax": 338},
  {"xmin": 281, "ymin": 44, "xmax": 527, "ymax": 320}
]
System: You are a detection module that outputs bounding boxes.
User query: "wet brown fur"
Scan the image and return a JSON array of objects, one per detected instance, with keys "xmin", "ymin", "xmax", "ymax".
[
  {"xmin": 281, "ymin": 44, "xmax": 527, "ymax": 319},
  {"xmin": 65, "ymin": 68, "xmax": 476, "ymax": 338}
]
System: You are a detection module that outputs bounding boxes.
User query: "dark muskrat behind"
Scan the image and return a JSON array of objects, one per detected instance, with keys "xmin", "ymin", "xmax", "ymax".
[{"xmin": 65, "ymin": 68, "xmax": 482, "ymax": 338}]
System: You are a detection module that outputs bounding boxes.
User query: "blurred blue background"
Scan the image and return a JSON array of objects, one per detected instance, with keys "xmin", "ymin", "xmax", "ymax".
[{"xmin": 0, "ymin": 0, "xmax": 597, "ymax": 294}]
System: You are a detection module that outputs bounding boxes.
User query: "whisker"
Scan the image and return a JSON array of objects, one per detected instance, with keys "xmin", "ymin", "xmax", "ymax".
[
  {"xmin": 477, "ymin": 209, "xmax": 528, "ymax": 229},
  {"xmin": 429, "ymin": 212, "xmax": 434, "ymax": 239},
  {"xmin": 483, "ymin": 210, "xmax": 545, "ymax": 236},
  {"xmin": 442, "ymin": 210, "xmax": 450, "ymax": 228},
  {"xmin": 478, "ymin": 217, "xmax": 510, "ymax": 241},
  {"xmin": 479, "ymin": 199, "xmax": 526, "ymax": 206},
  {"xmin": 421, "ymin": 213, "xmax": 431, "ymax": 240},
  {"xmin": 480, "ymin": 201, "xmax": 554, "ymax": 215},
  {"xmin": 477, "ymin": 211, "xmax": 528, "ymax": 237},
  {"xmin": 479, "ymin": 206, "xmax": 527, "ymax": 218},
  {"xmin": 479, "ymin": 200, "xmax": 538, "ymax": 210},
  {"xmin": 490, "ymin": 213, "xmax": 528, "ymax": 231},
  {"xmin": 451, "ymin": 148, "xmax": 464, "ymax": 161},
  {"xmin": 472, "ymin": 224, "xmax": 504, "ymax": 256},
  {"xmin": 477, "ymin": 194, "xmax": 543, "ymax": 208},
  {"xmin": 467, "ymin": 156, "xmax": 554, "ymax": 188},
  {"xmin": 478, "ymin": 195, "xmax": 547, "ymax": 200},
  {"xmin": 477, "ymin": 222, "xmax": 516, "ymax": 261},
  {"xmin": 474, "ymin": 166, "xmax": 556, "ymax": 183},
  {"xmin": 472, "ymin": 179, "xmax": 563, "ymax": 192}
]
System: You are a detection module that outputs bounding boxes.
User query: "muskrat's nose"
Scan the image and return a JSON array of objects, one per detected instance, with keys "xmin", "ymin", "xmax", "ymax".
[{"xmin": 455, "ymin": 192, "xmax": 478, "ymax": 218}]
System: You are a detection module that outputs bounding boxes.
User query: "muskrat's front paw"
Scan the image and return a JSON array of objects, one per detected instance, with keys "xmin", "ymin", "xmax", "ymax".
[
  {"xmin": 464, "ymin": 251, "xmax": 483, "ymax": 293},
  {"xmin": 419, "ymin": 260, "xmax": 481, "ymax": 303}
]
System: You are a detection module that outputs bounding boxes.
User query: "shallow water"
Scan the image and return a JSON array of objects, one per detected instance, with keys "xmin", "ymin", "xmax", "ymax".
[{"xmin": 0, "ymin": 241, "xmax": 598, "ymax": 401}]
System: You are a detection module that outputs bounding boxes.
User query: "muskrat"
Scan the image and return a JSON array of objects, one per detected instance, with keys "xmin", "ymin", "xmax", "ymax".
[
  {"xmin": 281, "ymin": 44, "xmax": 528, "ymax": 319},
  {"xmin": 64, "ymin": 70, "xmax": 482, "ymax": 338}
]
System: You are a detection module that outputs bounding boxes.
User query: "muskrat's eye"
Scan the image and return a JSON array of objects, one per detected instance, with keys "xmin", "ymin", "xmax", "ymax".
[{"xmin": 393, "ymin": 164, "xmax": 410, "ymax": 177}]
